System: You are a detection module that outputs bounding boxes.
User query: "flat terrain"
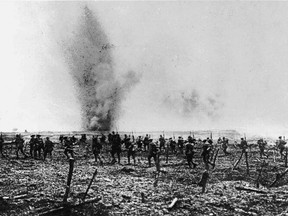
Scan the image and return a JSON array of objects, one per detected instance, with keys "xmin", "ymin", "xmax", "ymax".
[{"xmin": 1, "ymin": 133, "xmax": 288, "ymax": 215}]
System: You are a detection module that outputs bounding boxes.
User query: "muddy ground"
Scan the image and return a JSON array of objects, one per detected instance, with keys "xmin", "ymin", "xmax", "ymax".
[{"xmin": 0, "ymin": 135, "xmax": 288, "ymax": 216}]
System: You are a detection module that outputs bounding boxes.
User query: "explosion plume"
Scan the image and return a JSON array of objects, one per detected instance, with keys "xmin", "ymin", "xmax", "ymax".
[
  {"xmin": 64, "ymin": 6, "xmax": 140, "ymax": 131},
  {"xmin": 65, "ymin": 6, "xmax": 120, "ymax": 131}
]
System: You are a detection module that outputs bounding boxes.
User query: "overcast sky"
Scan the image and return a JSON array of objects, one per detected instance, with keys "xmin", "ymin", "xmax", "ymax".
[{"xmin": 1, "ymin": 1, "xmax": 288, "ymax": 136}]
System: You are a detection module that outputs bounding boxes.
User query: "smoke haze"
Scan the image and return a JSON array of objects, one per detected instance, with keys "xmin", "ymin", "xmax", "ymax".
[{"xmin": 1, "ymin": 2, "xmax": 288, "ymax": 136}]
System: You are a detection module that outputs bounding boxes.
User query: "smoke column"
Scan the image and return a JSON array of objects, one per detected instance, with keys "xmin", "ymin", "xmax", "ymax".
[{"xmin": 64, "ymin": 6, "xmax": 139, "ymax": 131}]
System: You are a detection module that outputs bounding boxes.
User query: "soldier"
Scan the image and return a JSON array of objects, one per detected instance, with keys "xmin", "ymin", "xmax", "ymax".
[
  {"xmin": 111, "ymin": 133, "xmax": 121, "ymax": 164},
  {"xmin": 29, "ymin": 135, "xmax": 36, "ymax": 157},
  {"xmin": 64, "ymin": 137, "xmax": 74, "ymax": 159},
  {"xmin": 136, "ymin": 136, "xmax": 143, "ymax": 151},
  {"xmin": 123, "ymin": 134, "xmax": 130, "ymax": 148},
  {"xmin": 159, "ymin": 135, "xmax": 165, "ymax": 151},
  {"xmin": 80, "ymin": 134, "xmax": 87, "ymax": 143},
  {"xmin": 188, "ymin": 136, "xmax": 193, "ymax": 144},
  {"xmin": 217, "ymin": 137, "xmax": 222, "ymax": 145},
  {"xmin": 100, "ymin": 133, "xmax": 106, "ymax": 145},
  {"xmin": 185, "ymin": 140, "xmax": 197, "ymax": 168},
  {"xmin": 92, "ymin": 135, "xmax": 102, "ymax": 164},
  {"xmin": 170, "ymin": 138, "xmax": 177, "ymax": 153},
  {"xmin": 148, "ymin": 139, "xmax": 159, "ymax": 167},
  {"xmin": 125, "ymin": 138, "xmax": 136, "ymax": 165},
  {"xmin": 165, "ymin": 138, "xmax": 172, "ymax": 163},
  {"xmin": 0, "ymin": 134, "xmax": 4, "ymax": 158},
  {"xmin": 233, "ymin": 138, "xmax": 249, "ymax": 174},
  {"xmin": 277, "ymin": 136, "xmax": 286, "ymax": 159},
  {"xmin": 222, "ymin": 137, "xmax": 229, "ymax": 155},
  {"xmin": 35, "ymin": 135, "xmax": 44, "ymax": 159},
  {"xmin": 44, "ymin": 137, "xmax": 54, "ymax": 160},
  {"xmin": 143, "ymin": 134, "xmax": 150, "ymax": 151},
  {"xmin": 15, "ymin": 134, "xmax": 28, "ymax": 159},
  {"xmin": 178, "ymin": 136, "xmax": 184, "ymax": 154},
  {"xmin": 59, "ymin": 135, "xmax": 64, "ymax": 145},
  {"xmin": 108, "ymin": 132, "xmax": 113, "ymax": 144},
  {"xmin": 257, "ymin": 138, "xmax": 267, "ymax": 158},
  {"xmin": 71, "ymin": 135, "xmax": 77, "ymax": 144},
  {"xmin": 201, "ymin": 140, "xmax": 214, "ymax": 169}
]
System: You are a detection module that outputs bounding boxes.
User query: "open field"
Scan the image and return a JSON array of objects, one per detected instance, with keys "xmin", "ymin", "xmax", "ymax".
[{"xmin": 0, "ymin": 131, "xmax": 288, "ymax": 215}]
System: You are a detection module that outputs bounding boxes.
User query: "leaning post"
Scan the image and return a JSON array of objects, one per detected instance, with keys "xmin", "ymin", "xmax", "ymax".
[{"xmin": 63, "ymin": 158, "xmax": 75, "ymax": 204}]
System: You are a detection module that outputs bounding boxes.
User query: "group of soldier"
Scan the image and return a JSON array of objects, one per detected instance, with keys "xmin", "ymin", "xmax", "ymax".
[
  {"xmin": 90, "ymin": 132, "xmax": 234, "ymax": 169},
  {"xmin": 0, "ymin": 134, "xmax": 54, "ymax": 160},
  {"xmin": 0, "ymin": 132, "xmax": 287, "ymax": 170}
]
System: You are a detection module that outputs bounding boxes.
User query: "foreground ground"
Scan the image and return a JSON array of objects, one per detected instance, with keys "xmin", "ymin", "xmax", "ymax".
[{"xmin": 1, "ymin": 139, "xmax": 288, "ymax": 215}]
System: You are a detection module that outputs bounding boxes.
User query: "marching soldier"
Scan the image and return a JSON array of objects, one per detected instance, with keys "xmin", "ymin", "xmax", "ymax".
[
  {"xmin": 201, "ymin": 140, "xmax": 214, "ymax": 169},
  {"xmin": 59, "ymin": 135, "xmax": 64, "ymax": 145},
  {"xmin": 44, "ymin": 137, "xmax": 54, "ymax": 160},
  {"xmin": 80, "ymin": 134, "xmax": 87, "ymax": 144},
  {"xmin": 233, "ymin": 138, "xmax": 249, "ymax": 174},
  {"xmin": 185, "ymin": 140, "xmax": 197, "ymax": 168},
  {"xmin": 217, "ymin": 137, "xmax": 222, "ymax": 145},
  {"xmin": 276, "ymin": 136, "xmax": 286, "ymax": 159},
  {"xmin": 159, "ymin": 135, "xmax": 165, "ymax": 151},
  {"xmin": 125, "ymin": 138, "xmax": 136, "ymax": 165},
  {"xmin": 143, "ymin": 134, "xmax": 150, "ymax": 151},
  {"xmin": 71, "ymin": 135, "xmax": 77, "ymax": 144},
  {"xmin": 136, "ymin": 136, "xmax": 143, "ymax": 151},
  {"xmin": 148, "ymin": 139, "xmax": 159, "ymax": 167},
  {"xmin": 92, "ymin": 135, "xmax": 102, "ymax": 164},
  {"xmin": 35, "ymin": 135, "xmax": 44, "ymax": 159},
  {"xmin": 178, "ymin": 136, "xmax": 184, "ymax": 154},
  {"xmin": 100, "ymin": 133, "xmax": 106, "ymax": 150},
  {"xmin": 222, "ymin": 137, "xmax": 229, "ymax": 155},
  {"xmin": 64, "ymin": 137, "xmax": 74, "ymax": 159},
  {"xmin": 257, "ymin": 138, "xmax": 267, "ymax": 158},
  {"xmin": 170, "ymin": 138, "xmax": 177, "ymax": 153},
  {"xmin": 15, "ymin": 134, "xmax": 28, "ymax": 159},
  {"xmin": 111, "ymin": 133, "xmax": 121, "ymax": 164},
  {"xmin": 29, "ymin": 135, "xmax": 36, "ymax": 158}
]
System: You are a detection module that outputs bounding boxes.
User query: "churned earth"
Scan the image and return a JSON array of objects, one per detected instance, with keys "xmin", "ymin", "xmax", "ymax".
[{"xmin": 0, "ymin": 133, "xmax": 288, "ymax": 216}]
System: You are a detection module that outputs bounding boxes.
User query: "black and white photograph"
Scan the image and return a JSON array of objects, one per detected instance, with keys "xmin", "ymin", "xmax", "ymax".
[{"xmin": 1, "ymin": 1, "xmax": 288, "ymax": 215}]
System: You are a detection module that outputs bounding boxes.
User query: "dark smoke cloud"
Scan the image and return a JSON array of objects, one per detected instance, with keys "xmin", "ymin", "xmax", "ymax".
[
  {"xmin": 64, "ymin": 6, "xmax": 139, "ymax": 131},
  {"xmin": 162, "ymin": 90, "xmax": 223, "ymax": 120}
]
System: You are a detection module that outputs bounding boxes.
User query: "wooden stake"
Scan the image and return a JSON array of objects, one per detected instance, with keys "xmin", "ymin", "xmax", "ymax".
[
  {"xmin": 270, "ymin": 168, "xmax": 288, "ymax": 187},
  {"xmin": 233, "ymin": 152, "xmax": 244, "ymax": 169},
  {"xmin": 82, "ymin": 168, "xmax": 98, "ymax": 201},
  {"xmin": 285, "ymin": 148, "xmax": 288, "ymax": 167},
  {"xmin": 198, "ymin": 171, "xmax": 209, "ymax": 193},
  {"xmin": 256, "ymin": 160, "xmax": 265, "ymax": 188},
  {"xmin": 63, "ymin": 158, "xmax": 75, "ymax": 204},
  {"xmin": 212, "ymin": 148, "xmax": 219, "ymax": 168},
  {"xmin": 245, "ymin": 152, "xmax": 249, "ymax": 175}
]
